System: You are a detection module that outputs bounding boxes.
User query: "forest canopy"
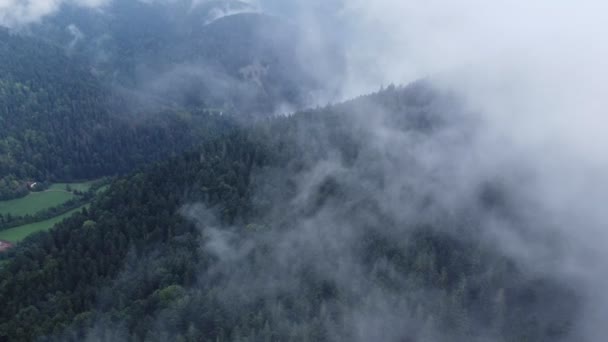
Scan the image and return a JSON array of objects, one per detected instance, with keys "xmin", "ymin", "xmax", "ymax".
[{"xmin": 0, "ymin": 84, "xmax": 577, "ymax": 341}]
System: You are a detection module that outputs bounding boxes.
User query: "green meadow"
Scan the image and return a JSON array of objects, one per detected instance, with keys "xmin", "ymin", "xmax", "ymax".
[
  {"xmin": 0, "ymin": 206, "xmax": 87, "ymax": 243},
  {"xmin": 0, "ymin": 180, "xmax": 103, "ymax": 246},
  {"xmin": 0, "ymin": 190, "xmax": 75, "ymax": 217},
  {"xmin": 0, "ymin": 180, "xmax": 99, "ymax": 218}
]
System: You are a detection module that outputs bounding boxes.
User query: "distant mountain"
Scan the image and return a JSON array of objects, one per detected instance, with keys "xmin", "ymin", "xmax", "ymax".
[{"xmin": 28, "ymin": 0, "xmax": 343, "ymax": 115}]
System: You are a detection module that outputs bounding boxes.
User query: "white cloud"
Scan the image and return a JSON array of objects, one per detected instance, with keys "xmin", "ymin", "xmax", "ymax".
[
  {"xmin": 250, "ymin": 1, "xmax": 608, "ymax": 339},
  {"xmin": 310, "ymin": 1, "xmax": 608, "ymax": 339},
  {"xmin": 0, "ymin": 0, "xmax": 109, "ymax": 27}
]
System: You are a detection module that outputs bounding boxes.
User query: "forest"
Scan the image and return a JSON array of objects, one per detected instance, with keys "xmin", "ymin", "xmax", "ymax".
[
  {"xmin": 0, "ymin": 5, "xmax": 339, "ymax": 201},
  {"xmin": 0, "ymin": 84, "xmax": 576, "ymax": 341},
  {"xmin": 0, "ymin": 1, "xmax": 598, "ymax": 341},
  {"xmin": 30, "ymin": 2, "xmax": 337, "ymax": 116},
  {"xmin": 0, "ymin": 27, "xmax": 241, "ymax": 200}
]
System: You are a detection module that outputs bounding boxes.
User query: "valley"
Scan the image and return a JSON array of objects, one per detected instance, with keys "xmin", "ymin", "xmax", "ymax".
[
  {"xmin": 0, "ymin": 179, "xmax": 105, "ymax": 250},
  {"xmin": 0, "ymin": 1, "xmax": 600, "ymax": 341},
  {"xmin": 0, "ymin": 205, "xmax": 88, "ymax": 244}
]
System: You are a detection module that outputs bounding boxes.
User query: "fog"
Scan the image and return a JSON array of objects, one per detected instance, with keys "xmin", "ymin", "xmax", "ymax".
[
  {"xmin": 322, "ymin": 3, "xmax": 608, "ymax": 340},
  {"xmin": 0, "ymin": 0, "xmax": 108, "ymax": 27},
  {"xmin": 0, "ymin": 0, "xmax": 259, "ymax": 27},
  {"xmin": 3, "ymin": 0, "xmax": 607, "ymax": 340},
  {"xmin": 268, "ymin": 2, "xmax": 608, "ymax": 338},
  {"xmin": 225, "ymin": 1, "xmax": 608, "ymax": 340}
]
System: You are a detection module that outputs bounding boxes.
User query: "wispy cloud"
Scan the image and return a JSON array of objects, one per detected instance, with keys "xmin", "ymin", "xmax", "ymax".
[
  {"xmin": 0, "ymin": 0, "xmax": 109, "ymax": 27},
  {"xmin": 278, "ymin": 1, "xmax": 608, "ymax": 339}
]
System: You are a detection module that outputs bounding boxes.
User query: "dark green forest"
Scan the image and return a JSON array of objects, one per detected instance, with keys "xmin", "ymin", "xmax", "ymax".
[
  {"xmin": 31, "ymin": 1, "xmax": 339, "ymax": 115},
  {"xmin": 0, "ymin": 84, "xmax": 577, "ymax": 341},
  {"xmin": 0, "ymin": 28, "xmax": 238, "ymax": 200},
  {"xmin": 1, "ymin": 5, "xmax": 341, "ymax": 200}
]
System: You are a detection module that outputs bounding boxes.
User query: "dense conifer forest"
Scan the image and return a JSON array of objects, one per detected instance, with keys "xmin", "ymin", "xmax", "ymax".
[
  {"xmin": 0, "ymin": 84, "xmax": 576, "ymax": 341},
  {"xmin": 0, "ymin": 1, "xmax": 599, "ymax": 341},
  {"xmin": 0, "ymin": 28, "xmax": 238, "ymax": 200}
]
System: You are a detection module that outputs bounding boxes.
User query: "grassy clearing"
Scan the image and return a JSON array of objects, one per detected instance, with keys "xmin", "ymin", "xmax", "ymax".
[
  {"xmin": 0, "ymin": 180, "xmax": 100, "ymax": 217},
  {"xmin": 48, "ymin": 180, "xmax": 97, "ymax": 193},
  {"xmin": 0, "ymin": 179, "xmax": 103, "ymax": 246},
  {"xmin": 0, "ymin": 191, "xmax": 75, "ymax": 217},
  {"xmin": 0, "ymin": 206, "xmax": 87, "ymax": 243}
]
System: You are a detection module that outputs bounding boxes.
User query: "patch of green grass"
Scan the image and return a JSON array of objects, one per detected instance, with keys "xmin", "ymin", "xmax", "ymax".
[
  {"xmin": 48, "ymin": 180, "xmax": 97, "ymax": 193},
  {"xmin": 0, "ymin": 206, "xmax": 87, "ymax": 243},
  {"xmin": 0, "ymin": 191, "xmax": 76, "ymax": 217},
  {"xmin": 0, "ymin": 179, "xmax": 102, "ymax": 217}
]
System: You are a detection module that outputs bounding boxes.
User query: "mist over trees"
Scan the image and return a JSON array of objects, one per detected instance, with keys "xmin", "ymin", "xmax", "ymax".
[
  {"xmin": 0, "ymin": 1, "xmax": 606, "ymax": 341},
  {"xmin": 27, "ymin": 1, "xmax": 343, "ymax": 114},
  {"xmin": 0, "ymin": 84, "xmax": 577, "ymax": 341},
  {"xmin": 0, "ymin": 2, "xmax": 342, "ymax": 199}
]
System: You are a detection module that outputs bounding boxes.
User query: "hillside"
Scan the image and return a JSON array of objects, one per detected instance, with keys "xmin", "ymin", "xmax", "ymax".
[
  {"xmin": 0, "ymin": 84, "xmax": 576, "ymax": 341},
  {"xmin": 0, "ymin": 28, "xmax": 235, "ymax": 199},
  {"xmin": 29, "ymin": 1, "xmax": 343, "ymax": 115},
  {"xmin": 0, "ymin": 0, "xmax": 345, "ymax": 197},
  {"xmin": 0, "ymin": 1, "xmax": 344, "ymax": 198}
]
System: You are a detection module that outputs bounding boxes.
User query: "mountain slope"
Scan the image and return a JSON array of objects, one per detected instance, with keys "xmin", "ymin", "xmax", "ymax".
[
  {"xmin": 0, "ymin": 0, "xmax": 344, "ymax": 198},
  {"xmin": 0, "ymin": 84, "xmax": 576, "ymax": 341},
  {"xmin": 27, "ymin": 0, "xmax": 343, "ymax": 115},
  {"xmin": 0, "ymin": 28, "xmax": 234, "ymax": 199}
]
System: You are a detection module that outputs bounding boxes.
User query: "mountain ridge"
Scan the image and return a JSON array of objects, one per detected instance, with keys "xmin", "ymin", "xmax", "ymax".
[{"xmin": 0, "ymin": 83, "xmax": 577, "ymax": 341}]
